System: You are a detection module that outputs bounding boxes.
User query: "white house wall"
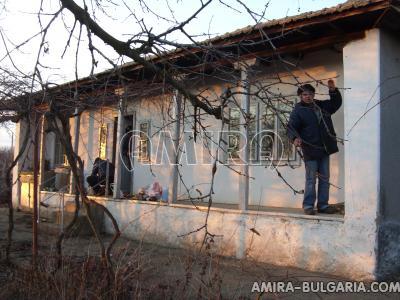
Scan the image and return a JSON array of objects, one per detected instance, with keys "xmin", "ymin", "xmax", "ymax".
[
  {"xmin": 124, "ymin": 94, "xmax": 175, "ymax": 193},
  {"xmin": 37, "ymin": 189, "xmax": 371, "ymax": 280},
  {"xmin": 99, "ymin": 199, "xmax": 373, "ymax": 280},
  {"xmin": 77, "ymin": 108, "xmax": 117, "ymax": 184},
  {"xmin": 176, "ymin": 91, "xmax": 241, "ymax": 203},
  {"xmin": 159, "ymin": 49, "xmax": 345, "ymax": 208},
  {"xmin": 248, "ymin": 50, "xmax": 345, "ymax": 208},
  {"xmin": 63, "ymin": 50, "xmax": 345, "ymax": 208}
]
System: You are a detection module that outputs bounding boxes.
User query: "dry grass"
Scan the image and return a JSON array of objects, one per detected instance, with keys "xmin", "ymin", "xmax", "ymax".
[{"xmin": 0, "ymin": 241, "xmax": 225, "ymax": 299}]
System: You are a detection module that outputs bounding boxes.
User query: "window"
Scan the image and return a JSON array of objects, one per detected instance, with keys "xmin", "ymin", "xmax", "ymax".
[
  {"xmin": 275, "ymin": 98, "xmax": 296, "ymax": 162},
  {"xmin": 227, "ymin": 97, "xmax": 296, "ymax": 164},
  {"xmin": 54, "ymin": 137, "xmax": 66, "ymax": 166},
  {"xmin": 98, "ymin": 124, "xmax": 108, "ymax": 160},
  {"xmin": 249, "ymin": 102, "xmax": 258, "ymax": 161},
  {"xmin": 227, "ymin": 108, "xmax": 241, "ymax": 159},
  {"xmin": 259, "ymin": 104, "xmax": 275, "ymax": 161},
  {"xmin": 138, "ymin": 121, "xmax": 150, "ymax": 161},
  {"xmin": 227, "ymin": 104, "xmax": 257, "ymax": 161}
]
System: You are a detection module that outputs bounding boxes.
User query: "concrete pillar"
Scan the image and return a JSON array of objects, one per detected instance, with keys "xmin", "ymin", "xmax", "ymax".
[
  {"xmin": 37, "ymin": 115, "xmax": 46, "ymax": 212},
  {"xmin": 234, "ymin": 58, "xmax": 257, "ymax": 211},
  {"xmin": 168, "ymin": 92, "xmax": 182, "ymax": 204},
  {"xmin": 113, "ymin": 89, "xmax": 126, "ymax": 199},
  {"xmin": 70, "ymin": 108, "xmax": 81, "ymax": 194},
  {"xmin": 12, "ymin": 117, "xmax": 36, "ymax": 209},
  {"xmin": 85, "ymin": 110, "xmax": 95, "ymax": 175},
  {"xmin": 12, "ymin": 120, "xmax": 23, "ymax": 208}
]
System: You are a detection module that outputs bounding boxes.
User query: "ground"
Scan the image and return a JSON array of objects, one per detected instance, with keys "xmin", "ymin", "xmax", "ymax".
[{"xmin": 0, "ymin": 207, "xmax": 397, "ymax": 299}]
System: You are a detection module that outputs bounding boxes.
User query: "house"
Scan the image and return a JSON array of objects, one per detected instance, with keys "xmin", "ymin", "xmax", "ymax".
[{"xmin": 11, "ymin": 0, "xmax": 400, "ymax": 280}]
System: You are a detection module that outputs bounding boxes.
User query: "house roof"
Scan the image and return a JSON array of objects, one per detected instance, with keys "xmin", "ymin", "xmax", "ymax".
[
  {"xmin": 39, "ymin": 0, "xmax": 400, "ymax": 102},
  {"xmin": 208, "ymin": 0, "xmax": 391, "ymax": 44},
  {"xmin": 109, "ymin": 0, "xmax": 397, "ymax": 74}
]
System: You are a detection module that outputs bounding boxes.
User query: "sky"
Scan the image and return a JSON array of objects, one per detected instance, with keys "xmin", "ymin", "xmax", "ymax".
[{"xmin": 0, "ymin": 0, "xmax": 347, "ymax": 147}]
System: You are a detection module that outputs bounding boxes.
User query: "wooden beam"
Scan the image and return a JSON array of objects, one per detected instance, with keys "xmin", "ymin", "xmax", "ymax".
[{"xmin": 238, "ymin": 31, "xmax": 366, "ymax": 61}]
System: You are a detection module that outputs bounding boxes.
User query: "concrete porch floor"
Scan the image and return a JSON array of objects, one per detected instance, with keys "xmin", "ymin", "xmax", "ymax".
[{"xmin": 41, "ymin": 190, "xmax": 343, "ymax": 219}]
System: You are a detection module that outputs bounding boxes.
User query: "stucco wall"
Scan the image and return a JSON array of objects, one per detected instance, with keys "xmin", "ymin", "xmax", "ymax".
[
  {"xmin": 125, "ymin": 94, "xmax": 175, "ymax": 193},
  {"xmin": 12, "ymin": 117, "xmax": 36, "ymax": 208},
  {"xmin": 247, "ymin": 50, "xmax": 345, "ymax": 208},
  {"xmin": 99, "ymin": 198, "xmax": 379, "ymax": 280},
  {"xmin": 119, "ymin": 49, "xmax": 345, "ymax": 209},
  {"xmin": 37, "ymin": 187, "xmax": 375, "ymax": 280},
  {"xmin": 377, "ymin": 30, "xmax": 400, "ymax": 279},
  {"xmin": 34, "ymin": 50, "xmax": 345, "ymax": 209}
]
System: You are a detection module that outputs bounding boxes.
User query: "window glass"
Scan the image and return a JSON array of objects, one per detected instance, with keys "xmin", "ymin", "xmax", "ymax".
[
  {"xmin": 98, "ymin": 124, "xmax": 107, "ymax": 160},
  {"xmin": 54, "ymin": 137, "xmax": 66, "ymax": 166},
  {"xmin": 249, "ymin": 102, "xmax": 258, "ymax": 161},
  {"xmin": 277, "ymin": 98, "xmax": 295, "ymax": 161},
  {"xmin": 227, "ymin": 92, "xmax": 297, "ymax": 164},
  {"xmin": 139, "ymin": 122, "xmax": 150, "ymax": 161},
  {"xmin": 228, "ymin": 107, "xmax": 241, "ymax": 159},
  {"xmin": 260, "ymin": 105, "xmax": 275, "ymax": 161}
]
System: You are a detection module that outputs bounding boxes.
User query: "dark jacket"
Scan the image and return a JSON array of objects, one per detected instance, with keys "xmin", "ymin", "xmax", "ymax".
[
  {"xmin": 287, "ymin": 88, "xmax": 342, "ymax": 161},
  {"xmin": 91, "ymin": 159, "xmax": 115, "ymax": 180}
]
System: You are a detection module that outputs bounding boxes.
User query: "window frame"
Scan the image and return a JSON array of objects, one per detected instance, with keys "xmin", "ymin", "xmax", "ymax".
[
  {"xmin": 227, "ymin": 106, "xmax": 241, "ymax": 161},
  {"xmin": 138, "ymin": 120, "xmax": 151, "ymax": 162},
  {"xmin": 226, "ymin": 97, "xmax": 299, "ymax": 166},
  {"xmin": 54, "ymin": 136, "xmax": 67, "ymax": 167}
]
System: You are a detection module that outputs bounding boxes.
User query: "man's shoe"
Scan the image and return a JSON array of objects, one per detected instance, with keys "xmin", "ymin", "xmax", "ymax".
[
  {"xmin": 304, "ymin": 208, "xmax": 315, "ymax": 215},
  {"xmin": 318, "ymin": 206, "xmax": 337, "ymax": 214}
]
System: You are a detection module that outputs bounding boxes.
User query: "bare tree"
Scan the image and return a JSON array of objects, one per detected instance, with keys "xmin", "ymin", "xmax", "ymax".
[{"xmin": 0, "ymin": 0, "xmax": 348, "ymax": 286}]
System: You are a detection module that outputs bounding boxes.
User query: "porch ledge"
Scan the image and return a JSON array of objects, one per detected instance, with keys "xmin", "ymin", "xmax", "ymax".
[
  {"xmin": 40, "ymin": 191, "xmax": 344, "ymax": 223},
  {"xmin": 95, "ymin": 196, "xmax": 344, "ymax": 223},
  {"xmin": 170, "ymin": 202, "xmax": 344, "ymax": 222}
]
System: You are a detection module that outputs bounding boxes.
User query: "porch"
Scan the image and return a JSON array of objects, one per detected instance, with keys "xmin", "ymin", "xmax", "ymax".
[{"xmin": 36, "ymin": 190, "xmax": 354, "ymax": 279}]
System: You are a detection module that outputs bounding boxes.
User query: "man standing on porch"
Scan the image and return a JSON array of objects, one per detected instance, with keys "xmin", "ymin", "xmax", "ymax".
[{"xmin": 287, "ymin": 80, "xmax": 342, "ymax": 215}]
